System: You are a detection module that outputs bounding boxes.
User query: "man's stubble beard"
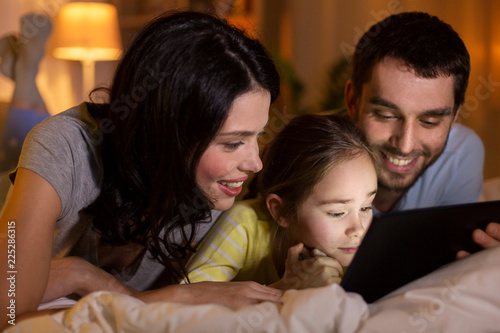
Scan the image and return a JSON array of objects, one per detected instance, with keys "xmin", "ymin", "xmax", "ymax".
[{"xmin": 373, "ymin": 141, "xmax": 447, "ymax": 193}]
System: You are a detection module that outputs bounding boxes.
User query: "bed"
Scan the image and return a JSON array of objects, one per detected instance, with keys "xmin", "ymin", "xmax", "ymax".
[{"xmin": 5, "ymin": 245, "xmax": 500, "ymax": 333}]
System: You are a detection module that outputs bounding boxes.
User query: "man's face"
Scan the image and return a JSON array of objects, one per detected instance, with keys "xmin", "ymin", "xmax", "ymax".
[{"xmin": 347, "ymin": 57, "xmax": 458, "ymax": 192}]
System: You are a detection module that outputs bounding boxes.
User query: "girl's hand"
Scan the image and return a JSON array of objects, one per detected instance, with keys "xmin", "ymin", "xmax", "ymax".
[
  {"xmin": 42, "ymin": 257, "xmax": 137, "ymax": 303},
  {"xmin": 271, "ymin": 243, "xmax": 343, "ymax": 290}
]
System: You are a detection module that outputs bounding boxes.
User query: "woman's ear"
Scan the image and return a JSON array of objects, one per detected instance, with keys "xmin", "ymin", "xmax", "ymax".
[{"xmin": 266, "ymin": 194, "xmax": 290, "ymax": 228}]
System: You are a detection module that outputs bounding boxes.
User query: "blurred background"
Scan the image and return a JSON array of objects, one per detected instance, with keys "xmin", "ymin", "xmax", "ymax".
[{"xmin": 0, "ymin": 0, "xmax": 499, "ymax": 179}]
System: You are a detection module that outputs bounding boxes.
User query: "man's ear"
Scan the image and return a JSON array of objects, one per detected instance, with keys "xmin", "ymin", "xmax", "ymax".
[
  {"xmin": 345, "ymin": 79, "xmax": 357, "ymax": 121},
  {"xmin": 266, "ymin": 194, "xmax": 290, "ymax": 228}
]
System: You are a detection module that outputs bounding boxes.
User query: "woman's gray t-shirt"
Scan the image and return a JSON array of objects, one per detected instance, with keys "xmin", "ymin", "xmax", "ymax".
[{"xmin": 10, "ymin": 103, "xmax": 217, "ymax": 290}]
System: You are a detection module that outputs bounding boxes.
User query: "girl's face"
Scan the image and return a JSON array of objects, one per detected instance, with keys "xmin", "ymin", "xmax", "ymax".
[
  {"xmin": 292, "ymin": 153, "xmax": 377, "ymax": 267},
  {"xmin": 196, "ymin": 90, "xmax": 270, "ymax": 211}
]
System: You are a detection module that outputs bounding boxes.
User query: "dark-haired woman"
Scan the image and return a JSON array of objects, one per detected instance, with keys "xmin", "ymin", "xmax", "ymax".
[{"xmin": 0, "ymin": 11, "xmax": 282, "ymax": 326}]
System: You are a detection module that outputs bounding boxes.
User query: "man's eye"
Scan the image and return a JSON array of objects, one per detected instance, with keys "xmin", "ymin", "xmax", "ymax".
[
  {"xmin": 373, "ymin": 111, "xmax": 396, "ymax": 120},
  {"xmin": 420, "ymin": 119, "xmax": 440, "ymax": 128}
]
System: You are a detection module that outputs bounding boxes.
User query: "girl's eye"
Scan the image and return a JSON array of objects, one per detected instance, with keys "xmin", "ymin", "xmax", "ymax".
[
  {"xmin": 328, "ymin": 212, "xmax": 345, "ymax": 218},
  {"xmin": 224, "ymin": 142, "xmax": 244, "ymax": 150},
  {"xmin": 360, "ymin": 206, "xmax": 373, "ymax": 213}
]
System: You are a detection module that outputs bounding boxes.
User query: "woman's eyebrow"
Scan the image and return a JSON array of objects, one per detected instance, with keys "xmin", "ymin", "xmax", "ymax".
[
  {"xmin": 218, "ymin": 131, "xmax": 256, "ymax": 137},
  {"xmin": 218, "ymin": 125, "xmax": 268, "ymax": 137}
]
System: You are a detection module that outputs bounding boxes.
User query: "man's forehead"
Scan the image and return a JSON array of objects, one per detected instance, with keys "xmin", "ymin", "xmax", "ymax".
[
  {"xmin": 350, "ymin": 58, "xmax": 456, "ymax": 122},
  {"xmin": 363, "ymin": 60, "xmax": 455, "ymax": 108},
  {"xmin": 369, "ymin": 57, "xmax": 457, "ymax": 84}
]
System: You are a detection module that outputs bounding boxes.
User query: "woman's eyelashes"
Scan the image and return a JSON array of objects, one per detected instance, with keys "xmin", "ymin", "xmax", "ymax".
[
  {"xmin": 223, "ymin": 141, "xmax": 244, "ymax": 150},
  {"xmin": 221, "ymin": 129, "xmax": 267, "ymax": 151}
]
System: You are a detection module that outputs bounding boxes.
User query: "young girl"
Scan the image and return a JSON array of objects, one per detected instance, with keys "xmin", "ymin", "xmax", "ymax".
[
  {"xmin": 0, "ymin": 11, "xmax": 283, "ymax": 327},
  {"xmin": 184, "ymin": 114, "xmax": 377, "ymax": 290}
]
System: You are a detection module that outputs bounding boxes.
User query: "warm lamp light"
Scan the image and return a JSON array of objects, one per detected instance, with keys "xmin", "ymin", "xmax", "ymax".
[{"xmin": 52, "ymin": 2, "xmax": 122, "ymax": 98}]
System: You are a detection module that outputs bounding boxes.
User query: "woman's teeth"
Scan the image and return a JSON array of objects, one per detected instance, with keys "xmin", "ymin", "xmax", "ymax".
[
  {"xmin": 387, "ymin": 155, "xmax": 413, "ymax": 166},
  {"xmin": 218, "ymin": 181, "xmax": 244, "ymax": 189}
]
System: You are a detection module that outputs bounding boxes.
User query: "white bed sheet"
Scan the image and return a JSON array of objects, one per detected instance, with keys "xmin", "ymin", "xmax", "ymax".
[{"xmin": 6, "ymin": 246, "xmax": 500, "ymax": 333}]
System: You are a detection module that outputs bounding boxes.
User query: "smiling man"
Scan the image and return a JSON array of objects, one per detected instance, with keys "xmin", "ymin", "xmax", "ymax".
[{"xmin": 345, "ymin": 12, "xmax": 484, "ymax": 213}]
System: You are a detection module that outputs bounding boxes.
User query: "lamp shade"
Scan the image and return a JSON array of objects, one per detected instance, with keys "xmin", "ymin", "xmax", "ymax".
[{"xmin": 53, "ymin": 2, "xmax": 122, "ymax": 61}]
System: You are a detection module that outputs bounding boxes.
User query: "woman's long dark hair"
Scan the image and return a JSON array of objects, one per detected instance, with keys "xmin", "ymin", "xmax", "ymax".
[{"xmin": 82, "ymin": 11, "xmax": 280, "ymax": 284}]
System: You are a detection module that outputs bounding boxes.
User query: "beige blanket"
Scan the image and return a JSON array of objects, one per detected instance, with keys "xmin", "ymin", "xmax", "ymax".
[{"xmin": 6, "ymin": 246, "xmax": 500, "ymax": 333}]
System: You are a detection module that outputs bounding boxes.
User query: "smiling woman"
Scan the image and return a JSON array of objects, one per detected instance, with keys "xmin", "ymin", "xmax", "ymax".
[
  {"xmin": 0, "ymin": 10, "xmax": 281, "ymax": 329},
  {"xmin": 196, "ymin": 90, "xmax": 271, "ymax": 211}
]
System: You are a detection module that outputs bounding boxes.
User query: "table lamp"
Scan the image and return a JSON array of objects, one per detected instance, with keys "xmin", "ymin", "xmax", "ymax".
[{"xmin": 52, "ymin": 2, "xmax": 122, "ymax": 98}]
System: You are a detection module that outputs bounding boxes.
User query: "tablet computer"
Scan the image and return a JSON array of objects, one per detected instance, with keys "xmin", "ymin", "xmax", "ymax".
[{"xmin": 340, "ymin": 200, "xmax": 500, "ymax": 303}]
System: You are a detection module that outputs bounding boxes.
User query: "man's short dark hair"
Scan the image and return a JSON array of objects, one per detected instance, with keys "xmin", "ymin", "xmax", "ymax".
[{"xmin": 351, "ymin": 12, "xmax": 470, "ymax": 113}]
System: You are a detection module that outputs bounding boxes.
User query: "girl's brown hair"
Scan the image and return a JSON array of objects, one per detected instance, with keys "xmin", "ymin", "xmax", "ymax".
[{"xmin": 256, "ymin": 114, "xmax": 374, "ymax": 276}]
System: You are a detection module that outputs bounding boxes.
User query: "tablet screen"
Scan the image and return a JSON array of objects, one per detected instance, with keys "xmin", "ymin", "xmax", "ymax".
[{"xmin": 341, "ymin": 200, "xmax": 500, "ymax": 303}]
